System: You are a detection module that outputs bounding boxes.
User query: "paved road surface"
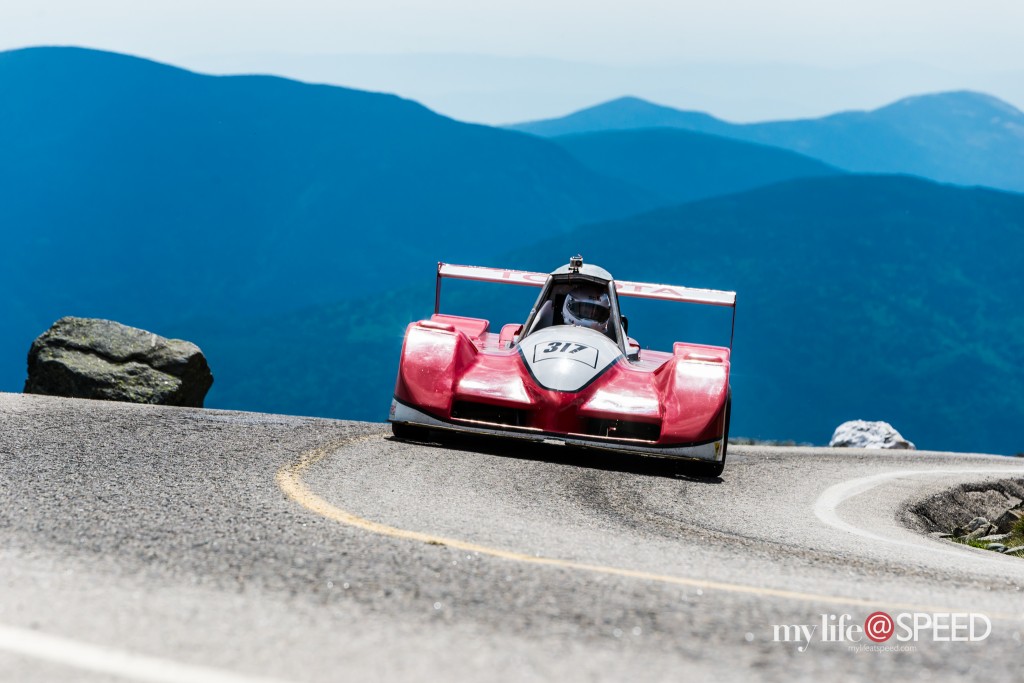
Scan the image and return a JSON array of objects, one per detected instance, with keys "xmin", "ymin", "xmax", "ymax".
[{"xmin": 2, "ymin": 392, "xmax": 1023, "ymax": 682}]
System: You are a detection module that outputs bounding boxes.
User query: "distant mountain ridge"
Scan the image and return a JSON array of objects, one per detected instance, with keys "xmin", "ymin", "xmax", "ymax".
[
  {"xmin": 511, "ymin": 96, "xmax": 736, "ymax": 136},
  {"xmin": 550, "ymin": 128, "xmax": 842, "ymax": 206},
  {"xmin": 0, "ymin": 46, "xmax": 658, "ymax": 391},
  {"xmin": 0, "ymin": 47, "xmax": 652, "ymax": 309},
  {"xmin": 510, "ymin": 92, "xmax": 1024, "ymax": 192}
]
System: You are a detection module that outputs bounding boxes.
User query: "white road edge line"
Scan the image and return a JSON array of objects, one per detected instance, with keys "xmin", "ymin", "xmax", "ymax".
[
  {"xmin": 814, "ymin": 467, "xmax": 1024, "ymax": 561},
  {"xmin": 0, "ymin": 623, "xmax": 294, "ymax": 683}
]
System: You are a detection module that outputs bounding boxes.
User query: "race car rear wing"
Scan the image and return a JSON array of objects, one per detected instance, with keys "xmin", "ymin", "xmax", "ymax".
[
  {"xmin": 435, "ymin": 263, "xmax": 549, "ymax": 292},
  {"xmin": 435, "ymin": 263, "xmax": 738, "ymax": 347}
]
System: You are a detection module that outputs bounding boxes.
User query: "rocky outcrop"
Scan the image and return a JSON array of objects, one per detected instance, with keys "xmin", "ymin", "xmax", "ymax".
[
  {"xmin": 909, "ymin": 480, "xmax": 1024, "ymax": 535},
  {"xmin": 829, "ymin": 420, "xmax": 915, "ymax": 449},
  {"xmin": 908, "ymin": 479, "xmax": 1024, "ymax": 558},
  {"xmin": 24, "ymin": 317, "xmax": 213, "ymax": 407}
]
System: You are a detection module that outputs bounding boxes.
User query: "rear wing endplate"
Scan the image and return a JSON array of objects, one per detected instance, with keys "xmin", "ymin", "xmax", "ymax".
[{"xmin": 435, "ymin": 263, "xmax": 738, "ymax": 348}]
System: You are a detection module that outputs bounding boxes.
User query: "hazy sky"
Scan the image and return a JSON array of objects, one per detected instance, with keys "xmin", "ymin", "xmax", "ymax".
[
  {"xmin": 3, "ymin": 1, "xmax": 1023, "ymax": 122},
  {"xmin": 5, "ymin": 0, "xmax": 1022, "ymax": 67}
]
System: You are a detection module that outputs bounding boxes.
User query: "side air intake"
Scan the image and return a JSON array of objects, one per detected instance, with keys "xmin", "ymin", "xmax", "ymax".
[
  {"xmin": 451, "ymin": 401, "xmax": 528, "ymax": 427},
  {"xmin": 584, "ymin": 418, "xmax": 661, "ymax": 442}
]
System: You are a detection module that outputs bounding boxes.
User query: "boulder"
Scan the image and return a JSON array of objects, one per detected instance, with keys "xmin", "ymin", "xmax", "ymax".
[
  {"xmin": 965, "ymin": 517, "xmax": 992, "ymax": 533},
  {"xmin": 995, "ymin": 507, "xmax": 1024, "ymax": 534},
  {"xmin": 829, "ymin": 420, "xmax": 916, "ymax": 449},
  {"xmin": 963, "ymin": 517, "xmax": 997, "ymax": 540},
  {"xmin": 24, "ymin": 317, "xmax": 213, "ymax": 407}
]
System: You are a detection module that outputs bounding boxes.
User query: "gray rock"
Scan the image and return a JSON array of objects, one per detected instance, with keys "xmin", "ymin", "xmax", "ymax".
[
  {"xmin": 978, "ymin": 533, "xmax": 1010, "ymax": 542},
  {"xmin": 995, "ymin": 508, "xmax": 1024, "ymax": 534},
  {"xmin": 963, "ymin": 517, "xmax": 996, "ymax": 540},
  {"xmin": 1004, "ymin": 546, "xmax": 1024, "ymax": 555},
  {"xmin": 986, "ymin": 544, "xmax": 1007, "ymax": 552},
  {"xmin": 24, "ymin": 317, "xmax": 213, "ymax": 407},
  {"xmin": 829, "ymin": 420, "xmax": 916, "ymax": 449},
  {"xmin": 965, "ymin": 517, "xmax": 992, "ymax": 533}
]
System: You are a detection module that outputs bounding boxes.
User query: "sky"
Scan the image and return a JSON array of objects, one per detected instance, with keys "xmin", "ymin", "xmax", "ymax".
[{"xmin": 3, "ymin": 1, "xmax": 1023, "ymax": 123}]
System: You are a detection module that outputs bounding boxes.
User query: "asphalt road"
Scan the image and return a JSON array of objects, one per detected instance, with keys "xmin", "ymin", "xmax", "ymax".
[{"xmin": 2, "ymin": 392, "xmax": 1023, "ymax": 682}]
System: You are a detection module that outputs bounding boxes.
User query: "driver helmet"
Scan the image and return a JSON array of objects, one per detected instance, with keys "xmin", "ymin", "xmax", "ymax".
[{"xmin": 563, "ymin": 288, "xmax": 611, "ymax": 333}]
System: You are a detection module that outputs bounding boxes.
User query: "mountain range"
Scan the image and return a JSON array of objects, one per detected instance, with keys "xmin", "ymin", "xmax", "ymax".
[
  {"xmin": 0, "ymin": 46, "xmax": 651, "ymax": 390},
  {"xmin": 510, "ymin": 93, "xmax": 1024, "ymax": 193},
  {"xmin": 549, "ymin": 128, "xmax": 841, "ymax": 206},
  {"xmin": 2, "ymin": 46, "xmax": 1022, "ymax": 454}
]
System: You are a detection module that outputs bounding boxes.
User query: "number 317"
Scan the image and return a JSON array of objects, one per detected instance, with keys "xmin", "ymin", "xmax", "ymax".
[{"xmin": 543, "ymin": 342, "xmax": 587, "ymax": 354}]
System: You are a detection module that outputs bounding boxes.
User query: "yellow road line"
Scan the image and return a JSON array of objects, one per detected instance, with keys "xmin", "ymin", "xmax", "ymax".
[{"xmin": 277, "ymin": 437, "xmax": 1024, "ymax": 622}]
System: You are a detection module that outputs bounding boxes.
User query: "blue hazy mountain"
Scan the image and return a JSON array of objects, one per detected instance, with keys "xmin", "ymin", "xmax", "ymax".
[
  {"xmin": 511, "ymin": 96, "xmax": 738, "ymax": 137},
  {"xmin": 551, "ymin": 128, "xmax": 842, "ymax": 205},
  {"xmin": 510, "ymin": 93, "xmax": 1024, "ymax": 192},
  {"xmin": 181, "ymin": 175, "xmax": 1024, "ymax": 455},
  {"xmin": 0, "ymin": 47, "xmax": 657, "ymax": 391}
]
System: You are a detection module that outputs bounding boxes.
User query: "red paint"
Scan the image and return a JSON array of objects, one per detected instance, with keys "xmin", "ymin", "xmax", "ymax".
[
  {"xmin": 430, "ymin": 314, "xmax": 488, "ymax": 340},
  {"xmin": 394, "ymin": 315, "xmax": 730, "ymax": 445}
]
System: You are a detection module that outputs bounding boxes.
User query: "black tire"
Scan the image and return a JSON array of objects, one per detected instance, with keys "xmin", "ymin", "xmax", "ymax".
[
  {"xmin": 390, "ymin": 421, "xmax": 432, "ymax": 442},
  {"xmin": 687, "ymin": 457, "xmax": 725, "ymax": 478},
  {"xmin": 684, "ymin": 392, "xmax": 731, "ymax": 478}
]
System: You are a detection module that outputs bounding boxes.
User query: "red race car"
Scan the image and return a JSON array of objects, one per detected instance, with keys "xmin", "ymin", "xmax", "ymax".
[{"xmin": 389, "ymin": 256, "xmax": 735, "ymax": 476}]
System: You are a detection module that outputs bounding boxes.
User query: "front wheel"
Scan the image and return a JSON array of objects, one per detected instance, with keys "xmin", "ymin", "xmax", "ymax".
[
  {"xmin": 684, "ymin": 392, "xmax": 731, "ymax": 478},
  {"xmin": 687, "ymin": 457, "xmax": 725, "ymax": 478}
]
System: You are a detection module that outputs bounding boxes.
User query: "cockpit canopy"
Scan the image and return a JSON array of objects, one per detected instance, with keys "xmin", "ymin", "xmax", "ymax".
[{"xmin": 521, "ymin": 256, "xmax": 625, "ymax": 347}]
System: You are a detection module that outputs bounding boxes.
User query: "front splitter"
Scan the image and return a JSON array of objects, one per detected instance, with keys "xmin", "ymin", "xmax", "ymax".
[{"xmin": 389, "ymin": 399, "xmax": 723, "ymax": 463}]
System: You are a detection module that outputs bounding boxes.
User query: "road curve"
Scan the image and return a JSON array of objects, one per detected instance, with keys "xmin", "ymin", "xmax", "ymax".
[{"xmin": 2, "ymin": 392, "xmax": 1023, "ymax": 682}]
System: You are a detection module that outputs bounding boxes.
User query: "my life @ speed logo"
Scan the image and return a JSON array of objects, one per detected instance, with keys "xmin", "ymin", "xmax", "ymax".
[
  {"xmin": 864, "ymin": 612, "xmax": 895, "ymax": 643},
  {"xmin": 772, "ymin": 611, "xmax": 991, "ymax": 652}
]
